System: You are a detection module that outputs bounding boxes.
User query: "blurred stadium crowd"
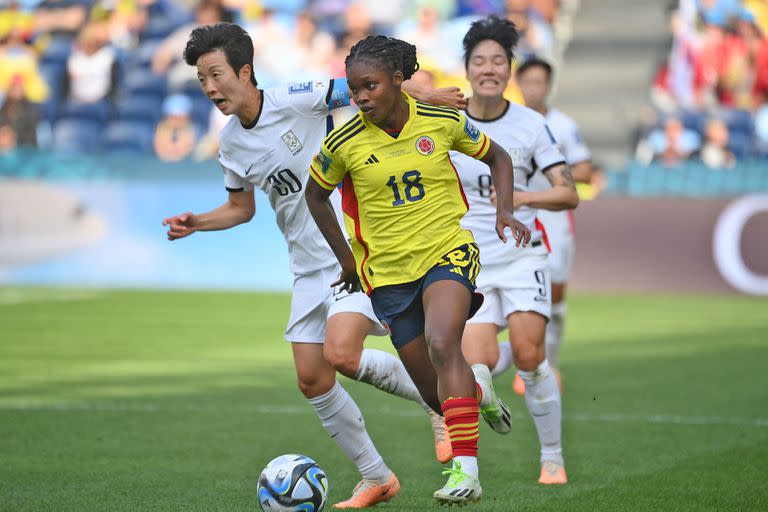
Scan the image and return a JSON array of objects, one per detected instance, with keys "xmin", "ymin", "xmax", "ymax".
[
  {"xmin": 0, "ymin": 0, "xmax": 565, "ymax": 160},
  {"xmin": 636, "ymin": 0, "xmax": 768, "ymax": 168}
]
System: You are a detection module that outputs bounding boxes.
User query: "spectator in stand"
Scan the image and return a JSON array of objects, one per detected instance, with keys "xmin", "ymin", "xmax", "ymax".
[
  {"xmin": 0, "ymin": 74, "xmax": 39, "ymax": 147},
  {"xmin": 0, "ymin": 27, "xmax": 49, "ymax": 103},
  {"xmin": 153, "ymin": 93, "xmax": 197, "ymax": 162},
  {"xmin": 505, "ymin": 0, "xmax": 554, "ymax": 60},
  {"xmin": 694, "ymin": 117, "xmax": 737, "ymax": 168},
  {"xmin": 410, "ymin": 69, "xmax": 438, "ymax": 90},
  {"xmin": 0, "ymin": 123, "xmax": 17, "ymax": 153},
  {"xmin": 92, "ymin": 0, "xmax": 149, "ymax": 51},
  {"xmin": 34, "ymin": 0, "xmax": 88, "ymax": 38},
  {"xmin": 253, "ymin": 10, "xmax": 336, "ymax": 82},
  {"xmin": 152, "ymin": 0, "xmax": 226, "ymax": 91},
  {"xmin": 63, "ymin": 22, "xmax": 118, "ymax": 104},
  {"xmin": 637, "ymin": 116, "xmax": 701, "ymax": 167},
  {"xmin": 328, "ymin": 3, "xmax": 374, "ymax": 77},
  {"xmin": 755, "ymin": 104, "xmax": 768, "ymax": 156},
  {"xmin": 395, "ymin": 5, "xmax": 462, "ymax": 76}
]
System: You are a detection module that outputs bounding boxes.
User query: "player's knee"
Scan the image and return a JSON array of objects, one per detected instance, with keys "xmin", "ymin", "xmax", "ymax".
[
  {"xmin": 322, "ymin": 342, "xmax": 359, "ymax": 378},
  {"xmin": 513, "ymin": 342, "xmax": 544, "ymax": 372},
  {"xmin": 296, "ymin": 371, "xmax": 334, "ymax": 399},
  {"xmin": 427, "ymin": 333, "xmax": 462, "ymax": 368}
]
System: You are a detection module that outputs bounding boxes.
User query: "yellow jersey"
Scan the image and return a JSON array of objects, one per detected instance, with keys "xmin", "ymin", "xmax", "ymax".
[{"xmin": 309, "ymin": 93, "xmax": 491, "ymax": 293}]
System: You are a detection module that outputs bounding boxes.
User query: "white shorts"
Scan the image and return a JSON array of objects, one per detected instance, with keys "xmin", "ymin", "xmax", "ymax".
[
  {"xmin": 285, "ymin": 264, "xmax": 387, "ymax": 343},
  {"xmin": 537, "ymin": 209, "xmax": 575, "ymax": 283},
  {"xmin": 467, "ymin": 248, "xmax": 551, "ymax": 329}
]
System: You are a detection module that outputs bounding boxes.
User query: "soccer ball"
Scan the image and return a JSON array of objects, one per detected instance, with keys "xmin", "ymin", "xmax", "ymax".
[{"xmin": 257, "ymin": 454, "xmax": 329, "ymax": 512}]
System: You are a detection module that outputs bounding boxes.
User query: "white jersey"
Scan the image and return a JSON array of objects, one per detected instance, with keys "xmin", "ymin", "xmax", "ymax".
[
  {"xmin": 545, "ymin": 108, "xmax": 591, "ymax": 166},
  {"xmin": 451, "ymin": 101, "xmax": 566, "ymax": 265},
  {"xmin": 218, "ymin": 79, "xmax": 342, "ymax": 275},
  {"xmin": 532, "ymin": 107, "xmax": 591, "ymax": 239}
]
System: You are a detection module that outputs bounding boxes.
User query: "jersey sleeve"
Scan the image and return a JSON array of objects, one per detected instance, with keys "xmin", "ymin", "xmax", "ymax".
[
  {"xmin": 308, "ymin": 139, "xmax": 348, "ymax": 191},
  {"xmin": 451, "ymin": 112, "xmax": 491, "ymax": 160},
  {"xmin": 534, "ymin": 122, "xmax": 567, "ymax": 173},
  {"xmin": 280, "ymin": 78, "xmax": 351, "ymax": 118},
  {"xmin": 559, "ymin": 120, "xmax": 592, "ymax": 165},
  {"xmin": 221, "ymin": 164, "xmax": 253, "ymax": 192}
]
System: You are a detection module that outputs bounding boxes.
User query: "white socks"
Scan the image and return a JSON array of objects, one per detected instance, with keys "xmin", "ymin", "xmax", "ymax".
[
  {"xmin": 518, "ymin": 360, "xmax": 563, "ymax": 465},
  {"xmin": 454, "ymin": 456, "xmax": 479, "ymax": 478},
  {"xmin": 546, "ymin": 302, "xmax": 567, "ymax": 369},
  {"xmin": 308, "ymin": 381, "xmax": 391, "ymax": 482},
  {"xmin": 355, "ymin": 348, "xmax": 432, "ymax": 412},
  {"xmin": 491, "ymin": 341, "xmax": 514, "ymax": 377}
]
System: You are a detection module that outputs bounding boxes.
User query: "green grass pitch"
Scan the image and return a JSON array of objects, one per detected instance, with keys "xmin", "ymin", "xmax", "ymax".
[{"xmin": 1, "ymin": 288, "xmax": 767, "ymax": 511}]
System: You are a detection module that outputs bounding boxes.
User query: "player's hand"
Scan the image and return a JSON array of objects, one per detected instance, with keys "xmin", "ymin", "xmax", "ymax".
[
  {"xmin": 496, "ymin": 212, "xmax": 531, "ymax": 247},
  {"xmin": 427, "ymin": 86, "xmax": 467, "ymax": 110},
  {"xmin": 162, "ymin": 212, "xmax": 198, "ymax": 240},
  {"xmin": 332, "ymin": 264, "xmax": 361, "ymax": 294}
]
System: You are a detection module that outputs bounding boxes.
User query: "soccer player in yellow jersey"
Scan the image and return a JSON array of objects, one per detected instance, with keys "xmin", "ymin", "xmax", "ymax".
[{"xmin": 305, "ymin": 35, "xmax": 531, "ymax": 505}]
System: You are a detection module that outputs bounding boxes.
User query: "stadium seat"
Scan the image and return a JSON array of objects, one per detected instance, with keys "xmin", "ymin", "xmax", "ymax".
[
  {"xmin": 114, "ymin": 95, "xmax": 163, "ymax": 123},
  {"xmin": 139, "ymin": 15, "xmax": 182, "ymax": 43},
  {"xmin": 680, "ymin": 110, "xmax": 706, "ymax": 133},
  {"xmin": 52, "ymin": 118, "xmax": 103, "ymax": 154},
  {"xmin": 723, "ymin": 109, "xmax": 753, "ymax": 136},
  {"xmin": 103, "ymin": 120, "xmax": 156, "ymax": 153},
  {"xmin": 190, "ymin": 96, "xmax": 213, "ymax": 131},
  {"xmin": 123, "ymin": 72, "xmax": 167, "ymax": 100},
  {"xmin": 57, "ymin": 100, "xmax": 112, "ymax": 124},
  {"xmin": 40, "ymin": 36, "xmax": 73, "ymax": 65},
  {"xmin": 728, "ymin": 132, "xmax": 752, "ymax": 160}
]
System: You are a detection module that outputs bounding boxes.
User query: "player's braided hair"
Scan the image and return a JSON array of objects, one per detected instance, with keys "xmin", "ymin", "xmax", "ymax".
[
  {"xmin": 183, "ymin": 22, "xmax": 257, "ymax": 86},
  {"xmin": 462, "ymin": 15, "xmax": 520, "ymax": 70},
  {"xmin": 345, "ymin": 35, "xmax": 420, "ymax": 80}
]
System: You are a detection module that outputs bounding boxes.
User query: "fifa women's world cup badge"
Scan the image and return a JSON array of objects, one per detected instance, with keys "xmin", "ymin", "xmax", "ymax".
[{"xmin": 415, "ymin": 136, "xmax": 435, "ymax": 156}]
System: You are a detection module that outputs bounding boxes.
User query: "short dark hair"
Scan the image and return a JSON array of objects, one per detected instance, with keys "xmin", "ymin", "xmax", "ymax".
[
  {"xmin": 345, "ymin": 35, "xmax": 420, "ymax": 80},
  {"xmin": 515, "ymin": 56, "xmax": 553, "ymax": 82},
  {"xmin": 183, "ymin": 22, "xmax": 257, "ymax": 86},
  {"xmin": 462, "ymin": 15, "xmax": 520, "ymax": 70}
]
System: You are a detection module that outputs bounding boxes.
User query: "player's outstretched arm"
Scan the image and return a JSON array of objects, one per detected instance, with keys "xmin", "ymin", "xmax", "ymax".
[
  {"xmin": 304, "ymin": 180, "xmax": 360, "ymax": 293},
  {"xmin": 515, "ymin": 164, "xmax": 580, "ymax": 212},
  {"xmin": 402, "ymin": 81, "xmax": 467, "ymax": 110},
  {"xmin": 162, "ymin": 189, "xmax": 255, "ymax": 241},
  {"xmin": 481, "ymin": 139, "xmax": 531, "ymax": 247}
]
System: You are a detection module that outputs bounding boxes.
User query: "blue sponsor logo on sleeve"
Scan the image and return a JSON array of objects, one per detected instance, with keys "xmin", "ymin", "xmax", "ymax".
[
  {"xmin": 464, "ymin": 118, "xmax": 480, "ymax": 142},
  {"xmin": 288, "ymin": 81, "xmax": 313, "ymax": 94},
  {"xmin": 316, "ymin": 150, "xmax": 332, "ymax": 174}
]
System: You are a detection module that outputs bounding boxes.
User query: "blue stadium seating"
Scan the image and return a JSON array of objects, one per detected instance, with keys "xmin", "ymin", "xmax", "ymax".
[
  {"xmin": 57, "ymin": 100, "xmax": 112, "ymax": 124},
  {"xmin": 40, "ymin": 36, "xmax": 73, "ymax": 65},
  {"xmin": 103, "ymin": 120, "xmax": 156, "ymax": 153},
  {"xmin": 52, "ymin": 118, "xmax": 103, "ymax": 154},
  {"xmin": 123, "ymin": 72, "xmax": 167, "ymax": 100},
  {"xmin": 114, "ymin": 95, "xmax": 163, "ymax": 123}
]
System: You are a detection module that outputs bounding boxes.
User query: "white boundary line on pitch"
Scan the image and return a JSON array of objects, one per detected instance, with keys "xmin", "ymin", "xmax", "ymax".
[{"xmin": 1, "ymin": 402, "xmax": 766, "ymax": 428}]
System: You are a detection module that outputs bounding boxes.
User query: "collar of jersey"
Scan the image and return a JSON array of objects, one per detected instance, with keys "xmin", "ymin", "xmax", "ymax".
[{"xmin": 359, "ymin": 91, "xmax": 416, "ymax": 143}]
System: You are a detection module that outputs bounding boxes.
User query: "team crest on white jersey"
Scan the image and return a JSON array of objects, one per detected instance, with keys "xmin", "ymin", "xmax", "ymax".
[
  {"xmin": 416, "ymin": 135, "xmax": 435, "ymax": 156},
  {"xmin": 507, "ymin": 147, "xmax": 523, "ymax": 166},
  {"xmin": 281, "ymin": 130, "xmax": 303, "ymax": 155}
]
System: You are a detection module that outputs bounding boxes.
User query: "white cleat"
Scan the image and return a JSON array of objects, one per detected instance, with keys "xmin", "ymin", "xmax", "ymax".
[
  {"xmin": 472, "ymin": 364, "xmax": 512, "ymax": 434},
  {"xmin": 433, "ymin": 460, "xmax": 482, "ymax": 505}
]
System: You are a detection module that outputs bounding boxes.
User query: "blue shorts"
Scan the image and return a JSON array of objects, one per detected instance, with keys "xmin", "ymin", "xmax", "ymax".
[{"xmin": 369, "ymin": 243, "xmax": 484, "ymax": 349}]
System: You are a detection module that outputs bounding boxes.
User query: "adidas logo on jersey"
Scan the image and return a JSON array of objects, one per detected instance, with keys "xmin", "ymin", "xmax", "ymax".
[{"xmin": 364, "ymin": 154, "xmax": 380, "ymax": 165}]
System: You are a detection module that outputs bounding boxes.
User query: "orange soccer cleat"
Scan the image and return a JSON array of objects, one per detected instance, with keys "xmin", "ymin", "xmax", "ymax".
[
  {"xmin": 429, "ymin": 410, "xmax": 453, "ymax": 463},
  {"xmin": 513, "ymin": 372, "xmax": 526, "ymax": 396},
  {"xmin": 538, "ymin": 461, "xmax": 568, "ymax": 485},
  {"xmin": 332, "ymin": 472, "xmax": 400, "ymax": 509},
  {"xmin": 513, "ymin": 368, "xmax": 563, "ymax": 396}
]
